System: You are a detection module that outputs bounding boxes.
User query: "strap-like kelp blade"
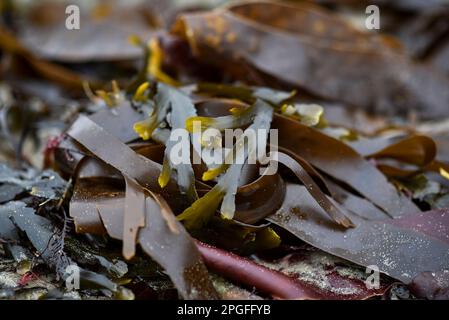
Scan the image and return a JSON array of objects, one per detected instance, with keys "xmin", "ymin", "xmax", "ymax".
[
  {"xmin": 388, "ymin": 209, "xmax": 449, "ymax": 245},
  {"xmin": 273, "ymin": 114, "xmax": 419, "ymax": 217},
  {"xmin": 349, "ymin": 135, "xmax": 437, "ymax": 167},
  {"xmin": 233, "ymin": 173, "xmax": 285, "ymax": 224},
  {"xmin": 139, "ymin": 195, "xmax": 219, "ymax": 299},
  {"xmin": 89, "ymin": 102, "xmax": 147, "ymax": 143},
  {"xmin": 70, "ymin": 177, "xmax": 118, "ymax": 235},
  {"xmin": 66, "ymin": 115, "xmax": 219, "ymax": 298},
  {"xmin": 67, "ymin": 115, "xmax": 188, "ymax": 212},
  {"xmin": 268, "ymin": 183, "xmax": 449, "ymax": 283},
  {"xmin": 192, "ymin": 98, "xmax": 419, "ymax": 219},
  {"xmin": 70, "ymin": 179, "xmax": 219, "ymax": 299},
  {"xmin": 274, "ymin": 151, "xmax": 354, "ymax": 228},
  {"xmin": 325, "ymin": 179, "xmax": 389, "ymax": 221},
  {"xmin": 68, "ymin": 133, "xmax": 284, "ymax": 230},
  {"xmin": 189, "ymin": 96, "xmax": 393, "ymax": 223},
  {"xmin": 122, "ymin": 175, "xmax": 146, "ymax": 260}
]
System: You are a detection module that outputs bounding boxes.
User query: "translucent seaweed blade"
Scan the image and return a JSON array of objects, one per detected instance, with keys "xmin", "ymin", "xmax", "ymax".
[
  {"xmin": 156, "ymin": 83, "xmax": 199, "ymax": 202},
  {"xmin": 219, "ymin": 100, "xmax": 273, "ymax": 219},
  {"xmin": 176, "ymin": 163, "xmax": 198, "ymax": 203},
  {"xmin": 157, "ymin": 83, "xmax": 197, "ymax": 127},
  {"xmin": 219, "ymin": 164, "xmax": 242, "ymax": 219},
  {"xmin": 179, "ymin": 100, "xmax": 274, "ymax": 228},
  {"xmin": 151, "ymin": 128, "xmax": 170, "ymax": 145},
  {"xmin": 202, "ymin": 100, "xmax": 273, "ymax": 181},
  {"xmin": 159, "ymin": 148, "xmax": 198, "ymax": 203}
]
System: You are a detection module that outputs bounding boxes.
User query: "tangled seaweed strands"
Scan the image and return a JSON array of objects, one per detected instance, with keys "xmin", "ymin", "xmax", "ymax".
[
  {"xmin": 61, "ymin": 109, "xmax": 357, "ymax": 299},
  {"xmin": 60, "ymin": 77, "xmax": 449, "ymax": 288},
  {"xmin": 63, "ymin": 99, "xmax": 289, "ymax": 225},
  {"xmin": 65, "ymin": 98, "xmax": 357, "ymax": 229},
  {"xmin": 178, "ymin": 99, "xmax": 277, "ymax": 226},
  {"xmin": 150, "ymin": 82, "xmax": 199, "ymax": 203},
  {"xmin": 51, "ymin": 76, "xmax": 449, "ymax": 298},
  {"xmin": 57, "ymin": 104, "xmax": 446, "ymax": 298},
  {"xmin": 186, "ymin": 97, "xmax": 354, "ymax": 227},
  {"xmin": 189, "ymin": 94, "xmax": 422, "ymax": 221},
  {"xmin": 64, "ymin": 109, "xmax": 286, "ymax": 229},
  {"xmin": 66, "ymin": 115, "xmax": 219, "ymax": 299}
]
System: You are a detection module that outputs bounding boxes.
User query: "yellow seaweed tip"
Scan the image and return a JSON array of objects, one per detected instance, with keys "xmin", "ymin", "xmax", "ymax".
[
  {"xmin": 133, "ymin": 82, "xmax": 150, "ymax": 102},
  {"xmin": 440, "ymin": 167, "xmax": 449, "ymax": 180},
  {"xmin": 133, "ymin": 119, "xmax": 152, "ymax": 140},
  {"xmin": 202, "ymin": 166, "xmax": 224, "ymax": 181}
]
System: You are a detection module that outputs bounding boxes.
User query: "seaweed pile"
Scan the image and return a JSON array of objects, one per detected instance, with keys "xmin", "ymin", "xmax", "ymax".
[{"xmin": 1, "ymin": 0, "xmax": 449, "ymax": 300}]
